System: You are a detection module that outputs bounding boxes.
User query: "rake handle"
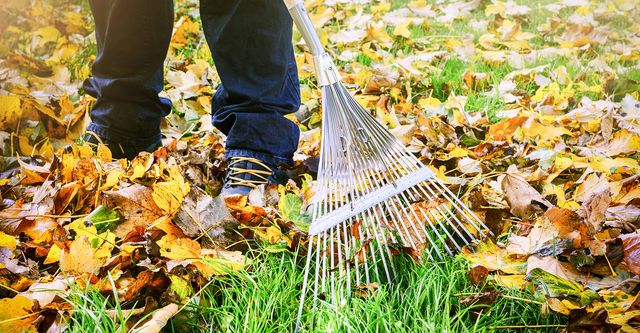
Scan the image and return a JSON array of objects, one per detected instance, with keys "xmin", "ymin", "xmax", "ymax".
[
  {"xmin": 283, "ymin": 0, "xmax": 324, "ymax": 57},
  {"xmin": 283, "ymin": 0, "xmax": 299, "ymax": 9},
  {"xmin": 282, "ymin": 0, "xmax": 341, "ymax": 86}
]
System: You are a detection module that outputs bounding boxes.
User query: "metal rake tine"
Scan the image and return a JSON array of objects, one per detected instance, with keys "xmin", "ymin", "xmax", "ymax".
[
  {"xmin": 395, "ymin": 191, "xmax": 450, "ymax": 259},
  {"xmin": 430, "ymin": 178, "xmax": 491, "ymax": 237},
  {"xmin": 295, "ymin": 234, "xmax": 315, "ymax": 333},
  {"xmin": 358, "ymin": 213, "xmax": 382, "ymax": 283},
  {"xmin": 344, "ymin": 133, "xmax": 397, "ymax": 282},
  {"xmin": 423, "ymin": 180, "xmax": 481, "ymax": 242},
  {"xmin": 355, "ymin": 121, "xmax": 487, "ymax": 246},
  {"xmin": 348, "ymin": 216, "xmax": 362, "ymax": 288},
  {"xmin": 330, "ymin": 85, "xmax": 393, "ymax": 288},
  {"xmin": 327, "ymin": 88, "xmax": 360, "ymax": 293},
  {"xmin": 363, "ymin": 207, "xmax": 395, "ymax": 282},
  {"xmin": 415, "ymin": 183, "xmax": 476, "ymax": 246},
  {"xmin": 320, "ymin": 229, "xmax": 329, "ymax": 298},
  {"xmin": 340, "ymin": 218, "xmax": 352, "ymax": 299},
  {"xmin": 329, "ymin": 226, "xmax": 336, "ymax": 307},
  {"xmin": 370, "ymin": 137, "xmax": 482, "ymax": 245},
  {"xmin": 402, "ymin": 186, "xmax": 460, "ymax": 254},
  {"xmin": 345, "ymin": 100, "xmax": 477, "ymax": 256}
]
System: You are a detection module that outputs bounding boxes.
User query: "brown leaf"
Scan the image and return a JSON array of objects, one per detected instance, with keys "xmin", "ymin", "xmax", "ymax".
[
  {"xmin": 545, "ymin": 207, "xmax": 591, "ymax": 249},
  {"xmin": 501, "ymin": 172, "xmax": 551, "ymax": 219},
  {"xmin": 487, "ymin": 117, "xmax": 527, "ymax": 141},
  {"xmin": 104, "ymin": 184, "xmax": 164, "ymax": 238},
  {"xmin": 467, "ymin": 265, "xmax": 489, "ymax": 286},
  {"xmin": 59, "ymin": 235, "xmax": 105, "ymax": 275},
  {"xmin": 53, "ymin": 182, "xmax": 81, "ymax": 214},
  {"xmin": 459, "ymin": 289, "xmax": 501, "ymax": 316},
  {"xmin": 620, "ymin": 232, "xmax": 640, "ymax": 275},
  {"xmin": 562, "ymin": 308, "xmax": 621, "ymax": 333},
  {"xmin": 354, "ymin": 282, "xmax": 379, "ymax": 299},
  {"xmin": 124, "ymin": 270, "xmax": 153, "ymax": 302},
  {"xmin": 174, "ymin": 186, "xmax": 240, "ymax": 248},
  {"xmin": 577, "ymin": 185, "xmax": 611, "ymax": 233}
]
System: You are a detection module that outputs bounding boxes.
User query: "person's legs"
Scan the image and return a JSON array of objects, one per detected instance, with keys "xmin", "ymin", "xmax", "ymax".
[
  {"xmin": 83, "ymin": 0, "xmax": 174, "ymax": 159},
  {"xmin": 199, "ymin": 0, "xmax": 301, "ymax": 169}
]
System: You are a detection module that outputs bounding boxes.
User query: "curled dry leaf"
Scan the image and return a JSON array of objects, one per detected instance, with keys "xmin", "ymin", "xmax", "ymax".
[
  {"xmin": 620, "ymin": 232, "xmax": 640, "ymax": 275},
  {"xmin": 131, "ymin": 303, "xmax": 180, "ymax": 333},
  {"xmin": 103, "ymin": 184, "xmax": 164, "ymax": 238},
  {"xmin": 501, "ymin": 171, "xmax": 551, "ymax": 219},
  {"xmin": 577, "ymin": 185, "xmax": 611, "ymax": 233},
  {"xmin": 467, "ymin": 265, "xmax": 490, "ymax": 286}
]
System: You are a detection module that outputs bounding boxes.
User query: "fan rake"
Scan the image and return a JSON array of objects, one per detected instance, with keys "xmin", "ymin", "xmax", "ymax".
[{"xmin": 284, "ymin": 0, "xmax": 491, "ymax": 331}]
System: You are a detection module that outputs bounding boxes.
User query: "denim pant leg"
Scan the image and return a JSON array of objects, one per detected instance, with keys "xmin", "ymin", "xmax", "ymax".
[
  {"xmin": 83, "ymin": 0, "xmax": 173, "ymax": 145},
  {"xmin": 200, "ymin": 0, "xmax": 301, "ymax": 166}
]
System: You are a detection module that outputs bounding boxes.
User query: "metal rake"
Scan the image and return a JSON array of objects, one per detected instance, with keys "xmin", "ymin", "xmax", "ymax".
[{"xmin": 283, "ymin": 0, "xmax": 491, "ymax": 331}]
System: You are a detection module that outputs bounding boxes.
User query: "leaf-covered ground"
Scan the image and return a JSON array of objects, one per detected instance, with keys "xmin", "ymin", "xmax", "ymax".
[{"xmin": 0, "ymin": 0, "xmax": 639, "ymax": 332}]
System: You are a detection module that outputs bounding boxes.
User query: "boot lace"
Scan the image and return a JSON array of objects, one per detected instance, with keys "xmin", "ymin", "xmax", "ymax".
[{"xmin": 226, "ymin": 157, "xmax": 272, "ymax": 189}]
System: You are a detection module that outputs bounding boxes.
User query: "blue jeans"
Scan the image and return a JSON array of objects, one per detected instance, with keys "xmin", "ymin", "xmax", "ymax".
[{"xmin": 83, "ymin": 0, "xmax": 301, "ymax": 166}]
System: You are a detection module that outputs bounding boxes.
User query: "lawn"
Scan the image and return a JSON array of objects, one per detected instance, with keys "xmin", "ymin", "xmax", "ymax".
[{"xmin": 0, "ymin": 0, "xmax": 638, "ymax": 332}]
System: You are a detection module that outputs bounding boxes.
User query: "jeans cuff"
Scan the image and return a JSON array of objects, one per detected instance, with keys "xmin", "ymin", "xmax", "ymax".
[
  {"xmin": 87, "ymin": 123, "xmax": 162, "ymax": 145},
  {"xmin": 225, "ymin": 149, "xmax": 294, "ymax": 167}
]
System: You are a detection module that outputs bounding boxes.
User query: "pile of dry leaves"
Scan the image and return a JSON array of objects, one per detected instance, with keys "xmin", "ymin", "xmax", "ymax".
[{"xmin": 0, "ymin": 0, "xmax": 639, "ymax": 332}]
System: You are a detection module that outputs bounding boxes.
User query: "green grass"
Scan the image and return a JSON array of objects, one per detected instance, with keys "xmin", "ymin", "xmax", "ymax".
[
  {"xmin": 177, "ymin": 252, "xmax": 562, "ymax": 333},
  {"xmin": 62, "ymin": 252, "xmax": 564, "ymax": 333},
  {"xmin": 62, "ymin": 275, "xmax": 150, "ymax": 333}
]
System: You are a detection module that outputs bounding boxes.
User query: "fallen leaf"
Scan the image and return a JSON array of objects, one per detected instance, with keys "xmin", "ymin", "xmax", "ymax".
[
  {"xmin": 59, "ymin": 235, "xmax": 106, "ymax": 275},
  {"xmin": 467, "ymin": 265, "xmax": 490, "ymax": 285},
  {"xmin": 501, "ymin": 169, "xmax": 552, "ymax": 219},
  {"xmin": 527, "ymin": 268, "xmax": 599, "ymax": 306},
  {"xmin": 131, "ymin": 303, "xmax": 180, "ymax": 333},
  {"xmin": 563, "ymin": 308, "xmax": 621, "ymax": 333},
  {"xmin": 104, "ymin": 184, "xmax": 165, "ymax": 238},
  {"xmin": 0, "ymin": 95, "xmax": 22, "ymax": 131},
  {"xmin": 620, "ymin": 232, "xmax": 640, "ymax": 275},
  {"xmin": 0, "ymin": 296, "xmax": 37, "ymax": 333},
  {"xmin": 461, "ymin": 239, "xmax": 527, "ymax": 274}
]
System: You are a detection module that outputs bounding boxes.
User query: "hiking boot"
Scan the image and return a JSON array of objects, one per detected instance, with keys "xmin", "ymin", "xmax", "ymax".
[
  {"xmin": 83, "ymin": 133, "xmax": 163, "ymax": 160},
  {"xmin": 220, "ymin": 156, "xmax": 287, "ymax": 196}
]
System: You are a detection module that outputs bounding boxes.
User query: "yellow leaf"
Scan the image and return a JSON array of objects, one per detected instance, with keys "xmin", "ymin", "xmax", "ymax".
[
  {"xmin": 152, "ymin": 181, "xmax": 184, "ymax": 215},
  {"xmin": 0, "ymin": 95, "xmax": 21, "ymax": 131},
  {"xmin": 100, "ymin": 170, "xmax": 123, "ymax": 190},
  {"xmin": 600, "ymin": 130, "xmax": 640, "ymax": 157},
  {"xmin": 96, "ymin": 144, "xmax": 112, "ymax": 162},
  {"xmin": 158, "ymin": 235, "xmax": 201, "ymax": 260},
  {"xmin": 0, "ymin": 232, "xmax": 17, "ymax": 251},
  {"xmin": 393, "ymin": 21, "xmax": 411, "ymax": 39},
  {"xmin": 461, "ymin": 239, "xmax": 527, "ymax": 274},
  {"xmin": 417, "ymin": 97, "xmax": 441, "ymax": 110},
  {"xmin": 371, "ymin": 1, "xmax": 391, "ymax": 14},
  {"xmin": 43, "ymin": 244, "xmax": 61, "ymax": 265},
  {"xmin": 0, "ymin": 296, "xmax": 37, "ymax": 333},
  {"xmin": 448, "ymin": 147, "xmax": 469, "ymax": 159},
  {"xmin": 492, "ymin": 274, "xmax": 528, "ymax": 290},
  {"xmin": 195, "ymin": 249, "xmax": 246, "ymax": 276},
  {"xmin": 485, "ymin": 1, "xmax": 505, "ymax": 16},
  {"xmin": 34, "ymin": 26, "xmax": 60, "ymax": 44},
  {"xmin": 59, "ymin": 236, "xmax": 106, "ymax": 275},
  {"xmin": 588, "ymin": 156, "xmax": 640, "ymax": 175},
  {"xmin": 367, "ymin": 24, "xmax": 393, "ymax": 46}
]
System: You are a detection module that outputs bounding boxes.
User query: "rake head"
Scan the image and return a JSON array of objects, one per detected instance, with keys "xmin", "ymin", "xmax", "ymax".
[
  {"xmin": 284, "ymin": 0, "xmax": 492, "ymax": 331},
  {"xmin": 295, "ymin": 80, "xmax": 490, "ymax": 327}
]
